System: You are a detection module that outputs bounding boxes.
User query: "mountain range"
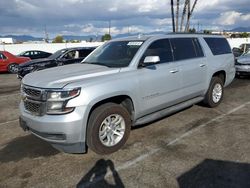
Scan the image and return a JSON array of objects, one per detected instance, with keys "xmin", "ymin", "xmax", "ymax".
[{"xmin": 1, "ymin": 27, "xmax": 249, "ymax": 42}]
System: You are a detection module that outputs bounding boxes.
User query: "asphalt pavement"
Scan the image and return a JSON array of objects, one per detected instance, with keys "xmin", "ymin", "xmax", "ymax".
[{"xmin": 0, "ymin": 73, "xmax": 249, "ymax": 188}]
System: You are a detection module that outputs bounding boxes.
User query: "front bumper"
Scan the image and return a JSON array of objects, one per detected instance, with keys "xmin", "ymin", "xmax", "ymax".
[
  {"xmin": 235, "ymin": 65, "xmax": 250, "ymax": 75},
  {"xmin": 19, "ymin": 101, "xmax": 89, "ymax": 153}
]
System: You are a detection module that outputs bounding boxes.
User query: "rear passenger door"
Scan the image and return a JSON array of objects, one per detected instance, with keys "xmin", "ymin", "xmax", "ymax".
[
  {"xmin": 170, "ymin": 38, "xmax": 207, "ymax": 100},
  {"xmin": 137, "ymin": 39, "xmax": 183, "ymax": 116}
]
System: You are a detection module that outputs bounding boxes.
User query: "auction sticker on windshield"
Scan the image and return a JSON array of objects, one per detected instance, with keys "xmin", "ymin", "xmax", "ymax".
[{"xmin": 127, "ymin": 41, "xmax": 143, "ymax": 46}]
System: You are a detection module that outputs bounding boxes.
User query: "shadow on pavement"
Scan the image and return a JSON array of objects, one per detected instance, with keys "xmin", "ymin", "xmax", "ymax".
[
  {"xmin": 0, "ymin": 134, "xmax": 59, "ymax": 163},
  {"xmin": 77, "ymin": 159, "xmax": 124, "ymax": 188},
  {"xmin": 178, "ymin": 159, "xmax": 250, "ymax": 188}
]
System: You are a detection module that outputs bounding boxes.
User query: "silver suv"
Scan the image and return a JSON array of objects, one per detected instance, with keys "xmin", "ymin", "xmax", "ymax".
[{"xmin": 19, "ymin": 34, "xmax": 235, "ymax": 154}]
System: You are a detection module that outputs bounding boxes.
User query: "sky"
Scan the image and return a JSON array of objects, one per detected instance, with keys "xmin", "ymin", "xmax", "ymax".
[{"xmin": 0, "ymin": 0, "xmax": 249, "ymax": 38}]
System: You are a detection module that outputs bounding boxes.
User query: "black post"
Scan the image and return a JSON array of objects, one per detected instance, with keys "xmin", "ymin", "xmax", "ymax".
[{"xmin": 171, "ymin": 0, "xmax": 176, "ymax": 33}]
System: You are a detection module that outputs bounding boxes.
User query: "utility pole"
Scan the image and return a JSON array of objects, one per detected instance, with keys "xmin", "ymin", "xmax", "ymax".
[
  {"xmin": 108, "ymin": 20, "xmax": 111, "ymax": 36},
  {"xmin": 171, "ymin": 0, "xmax": 175, "ymax": 32},
  {"xmin": 44, "ymin": 25, "xmax": 49, "ymax": 43}
]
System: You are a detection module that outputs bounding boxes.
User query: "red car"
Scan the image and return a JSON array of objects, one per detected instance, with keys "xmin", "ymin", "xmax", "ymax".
[{"xmin": 0, "ymin": 51, "xmax": 30, "ymax": 73}]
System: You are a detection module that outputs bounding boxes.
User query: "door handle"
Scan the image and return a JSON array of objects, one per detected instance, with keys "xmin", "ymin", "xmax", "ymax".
[
  {"xmin": 199, "ymin": 64, "xmax": 206, "ymax": 67},
  {"xmin": 170, "ymin": 69, "xmax": 179, "ymax": 73}
]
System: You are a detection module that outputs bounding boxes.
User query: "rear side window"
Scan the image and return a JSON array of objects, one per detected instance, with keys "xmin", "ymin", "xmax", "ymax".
[
  {"xmin": 170, "ymin": 38, "xmax": 204, "ymax": 61},
  {"xmin": 204, "ymin": 37, "xmax": 231, "ymax": 55}
]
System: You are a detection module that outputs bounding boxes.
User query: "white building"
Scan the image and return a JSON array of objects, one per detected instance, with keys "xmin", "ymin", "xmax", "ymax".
[{"xmin": 0, "ymin": 38, "xmax": 16, "ymax": 44}]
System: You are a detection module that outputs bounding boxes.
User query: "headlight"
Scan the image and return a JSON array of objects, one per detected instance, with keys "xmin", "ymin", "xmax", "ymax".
[
  {"xmin": 39, "ymin": 62, "xmax": 51, "ymax": 67},
  {"xmin": 46, "ymin": 88, "xmax": 81, "ymax": 114},
  {"xmin": 23, "ymin": 66, "xmax": 35, "ymax": 71}
]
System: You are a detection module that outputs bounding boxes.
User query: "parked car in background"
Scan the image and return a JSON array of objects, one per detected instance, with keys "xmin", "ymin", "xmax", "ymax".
[
  {"xmin": 18, "ymin": 47, "xmax": 96, "ymax": 78},
  {"xmin": 239, "ymin": 43, "xmax": 250, "ymax": 53},
  {"xmin": 19, "ymin": 50, "xmax": 52, "ymax": 59},
  {"xmin": 0, "ymin": 51, "xmax": 30, "ymax": 73},
  {"xmin": 235, "ymin": 49, "xmax": 250, "ymax": 76},
  {"xmin": 232, "ymin": 47, "xmax": 243, "ymax": 57}
]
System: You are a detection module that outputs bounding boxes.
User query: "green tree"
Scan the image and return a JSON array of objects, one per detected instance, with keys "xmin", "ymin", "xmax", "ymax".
[
  {"xmin": 52, "ymin": 35, "xmax": 64, "ymax": 43},
  {"xmin": 239, "ymin": 32, "xmax": 249, "ymax": 38},
  {"xmin": 203, "ymin": 30, "xmax": 212, "ymax": 34},
  {"xmin": 101, "ymin": 34, "xmax": 111, "ymax": 42},
  {"xmin": 189, "ymin": 28, "xmax": 196, "ymax": 33}
]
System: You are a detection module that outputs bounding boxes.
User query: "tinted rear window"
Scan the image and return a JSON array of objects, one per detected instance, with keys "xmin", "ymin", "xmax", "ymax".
[
  {"xmin": 204, "ymin": 37, "xmax": 231, "ymax": 55},
  {"xmin": 170, "ymin": 38, "xmax": 204, "ymax": 61}
]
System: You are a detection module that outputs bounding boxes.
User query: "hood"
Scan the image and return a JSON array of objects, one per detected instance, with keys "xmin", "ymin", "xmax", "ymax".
[
  {"xmin": 22, "ymin": 63, "xmax": 120, "ymax": 88},
  {"xmin": 237, "ymin": 55, "xmax": 250, "ymax": 64},
  {"xmin": 18, "ymin": 56, "xmax": 31, "ymax": 61},
  {"xmin": 19, "ymin": 58, "xmax": 52, "ymax": 67}
]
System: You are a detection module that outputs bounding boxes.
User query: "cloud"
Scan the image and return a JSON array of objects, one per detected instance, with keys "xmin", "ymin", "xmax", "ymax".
[
  {"xmin": 0, "ymin": 0, "xmax": 249, "ymax": 36},
  {"xmin": 215, "ymin": 11, "xmax": 250, "ymax": 26}
]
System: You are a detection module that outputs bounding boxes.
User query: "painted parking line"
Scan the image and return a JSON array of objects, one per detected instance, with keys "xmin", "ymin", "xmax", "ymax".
[
  {"xmin": 0, "ymin": 93, "xmax": 20, "ymax": 99},
  {"xmin": 82, "ymin": 101, "xmax": 250, "ymax": 187},
  {"xmin": 0, "ymin": 119, "xmax": 19, "ymax": 126}
]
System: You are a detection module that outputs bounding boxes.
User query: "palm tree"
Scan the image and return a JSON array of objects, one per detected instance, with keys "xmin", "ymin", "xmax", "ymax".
[
  {"xmin": 180, "ymin": 0, "xmax": 189, "ymax": 32},
  {"xmin": 171, "ymin": 0, "xmax": 176, "ymax": 32},
  {"xmin": 185, "ymin": 0, "xmax": 198, "ymax": 32},
  {"xmin": 176, "ymin": 0, "xmax": 180, "ymax": 32}
]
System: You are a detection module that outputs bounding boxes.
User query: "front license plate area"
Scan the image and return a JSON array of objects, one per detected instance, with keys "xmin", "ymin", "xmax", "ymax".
[{"xmin": 19, "ymin": 117, "xmax": 29, "ymax": 131}]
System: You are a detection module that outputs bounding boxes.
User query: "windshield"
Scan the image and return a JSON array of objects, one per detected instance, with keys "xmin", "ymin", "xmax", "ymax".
[
  {"xmin": 18, "ymin": 51, "xmax": 26, "ymax": 56},
  {"xmin": 242, "ymin": 49, "xmax": 250, "ymax": 56},
  {"xmin": 49, "ymin": 49, "xmax": 67, "ymax": 59},
  {"xmin": 83, "ymin": 41, "xmax": 144, "ymax": 68}
]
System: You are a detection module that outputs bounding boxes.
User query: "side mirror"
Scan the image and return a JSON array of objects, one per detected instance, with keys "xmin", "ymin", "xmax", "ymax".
[{"xmin": 143, "ymin": 56, "xmax": 160, "ymax": 65}]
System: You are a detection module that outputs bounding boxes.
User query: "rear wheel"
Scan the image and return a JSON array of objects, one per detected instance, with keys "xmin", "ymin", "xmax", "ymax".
[
  {"xmin": 203, "ymin": 77, "xmax": 224, "ymax": 107},
  {"xmin": 8, "ymin": 63, "xmax": 19, "ymax": 73},
  {"xmin": 87, "ymin": 103, "xmax": 131, "ymax": 154}
]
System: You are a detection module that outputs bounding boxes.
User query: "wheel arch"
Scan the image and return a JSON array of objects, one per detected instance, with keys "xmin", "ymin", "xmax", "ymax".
[
  {"xmin": 87, "ymin": 95, "xmax": 135, "ymax": 123},
  {"xmin": 212, "ymin": 70, "xmax": 226, "ymax": 85}
]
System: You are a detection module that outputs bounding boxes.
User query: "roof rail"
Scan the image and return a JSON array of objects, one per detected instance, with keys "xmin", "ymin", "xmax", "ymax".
[{"xmin": 166, "ymin": 32, "xmax": 222, "ymax": 36}]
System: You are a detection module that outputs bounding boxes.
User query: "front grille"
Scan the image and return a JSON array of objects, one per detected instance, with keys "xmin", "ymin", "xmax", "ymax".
[
  {"xmin": 22, "ymin": 85, "xmax": 45, "ymax": 116},
  {"xmin": 23, "ymin": 87, "xmax": 42, "ymax": 99},
  {"xmin": 24, "ymin": 100, "xmax": 43, "ymax": 115}
]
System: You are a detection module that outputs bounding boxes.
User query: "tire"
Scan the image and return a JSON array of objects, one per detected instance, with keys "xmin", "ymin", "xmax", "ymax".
[
  {"xmin": 87, "ymin": 103, "xmax": 131, "ymax": 155},
  {"xmin": 203, "ymin": 77, "xmax": 224, "ymax": 108},
  {"xmin": 8, "ymin": 63, "xmax": 19, "ymax": 73}
]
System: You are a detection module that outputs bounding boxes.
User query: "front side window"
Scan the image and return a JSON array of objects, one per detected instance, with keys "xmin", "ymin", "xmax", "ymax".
[
  {"xmin": 63, "ymin": 50, "xmax": 77, "ymax": 59},
  {"xmin": 140, "ymin": 39, "xmax": 173, "ymax": 64},
  {"xmin": 204, "ymin": 37, "xmax": 231, "ymax": 55},
  {"xmin": 0, "ymin": 53, "xmax": 6, "ymax": 59},
  {"xmin": 49, "ymin": 49, "xmax": 67, "ymax": 59},
  {"xmin": 79, "ymin": 49, "xmax": 93, "ymax": 58},
  {"xmin": 83, "ymin": 41, "xmax": 143, "ymax": 68}
]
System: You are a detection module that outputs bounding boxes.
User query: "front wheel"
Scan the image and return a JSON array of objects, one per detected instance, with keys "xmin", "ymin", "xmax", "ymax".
[
  {"xmin": 203, "ymin": 77, "xmax": 224, "ymax": 108},
  {"xmin": 87, "ymin": 103, "xmax": 131, "ymax": 155},
  {"xmin": 8, "ymin": 63, "xmax": 19, "ymax": 73}
]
